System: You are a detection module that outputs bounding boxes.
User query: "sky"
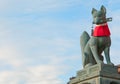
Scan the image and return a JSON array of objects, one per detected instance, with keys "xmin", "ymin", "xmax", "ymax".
[{"xmin": 0, "ymin": 0, "xmax": 120, "ymax": 84}]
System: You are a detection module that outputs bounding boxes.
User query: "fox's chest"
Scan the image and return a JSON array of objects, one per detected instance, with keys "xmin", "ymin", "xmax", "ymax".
[{"xmin": 89, "ymin": 36, "xmax": 111, "ymax": 47}]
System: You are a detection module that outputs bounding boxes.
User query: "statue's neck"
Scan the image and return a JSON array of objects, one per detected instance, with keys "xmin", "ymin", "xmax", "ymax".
[{"xmin": 96, "ymin": 23, "xmax": 107, "ymax": 26}]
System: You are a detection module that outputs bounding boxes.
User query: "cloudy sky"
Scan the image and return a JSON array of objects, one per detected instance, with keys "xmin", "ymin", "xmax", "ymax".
[{"xmin": 0, "ymin": 0, "xmax": 120, "ymax": 84}]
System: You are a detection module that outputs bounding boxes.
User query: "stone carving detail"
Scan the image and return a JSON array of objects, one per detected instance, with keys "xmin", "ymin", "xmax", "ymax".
[
  {"xmin": 68, "ymin": 5, "xmax": 120, "ymax": 84},
  {"xmin": 80, "ymin": 5, "xmax": 113, "ymax": 68}
]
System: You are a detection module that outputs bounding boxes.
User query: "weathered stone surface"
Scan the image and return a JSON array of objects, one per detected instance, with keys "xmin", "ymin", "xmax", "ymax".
[
  {"xmin": 117, "ymin": 65, "xmax": 120, "ymax": 74},
  {"xmin": 68, "ymin": 64, "xmax": 120, "ymax": 84},
  {"xmin": 68, "ymin": 5, "xmax": 120, "ymax": 84},
  {"xmin": 80, "ymin": 5, "xmax": 113, "ymax": 68}
]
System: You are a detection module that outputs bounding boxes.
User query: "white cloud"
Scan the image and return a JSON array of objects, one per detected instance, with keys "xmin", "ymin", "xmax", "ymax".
[
  {"xmin": 0, "ymin": 19, "xmax": 24, "ymax": 67},
  {"xmin": 25, "ymin": 65, "xmax": 63, "ymax": 84},
  {"xmin": 0, "ymin": 45, "xmax": 22, "ymax": 67},
  {"xmin": 0, "ymin": 70, "xmax": 22, "ymax": 84},
  {"xmin": 0, "ymin": 16, "xmax": 81, "ymax": 84},
  {"xmin": 0, "ymin": 52, "xmax": 80, "ymax": 84},
  {"xmin": 0, "ymin": 50, "xmax": 74, "ymax": 84},
  {"xmin": 0, "ymin": 63, "xmax": 69, "ymax": 84}
]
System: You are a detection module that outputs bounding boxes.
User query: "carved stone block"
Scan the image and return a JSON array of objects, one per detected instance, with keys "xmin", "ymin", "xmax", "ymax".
[{"xmin": 68, "ymin": 64, "xmax": 120, "ymax": 84}]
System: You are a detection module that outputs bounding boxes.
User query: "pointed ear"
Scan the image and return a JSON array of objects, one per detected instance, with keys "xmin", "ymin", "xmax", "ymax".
[
  {"xmin": 101, "ymin": 5, "xmax": 106, "ymax": 14},
  {"xmin": 92, "ymin": 8, "xmax": 97, "ymax": 14}
]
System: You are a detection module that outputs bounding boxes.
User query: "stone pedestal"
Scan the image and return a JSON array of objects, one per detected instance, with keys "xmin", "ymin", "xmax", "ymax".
[{"xmin": 68, "ymin": 64, "xmax": 120, "ymax": 84}]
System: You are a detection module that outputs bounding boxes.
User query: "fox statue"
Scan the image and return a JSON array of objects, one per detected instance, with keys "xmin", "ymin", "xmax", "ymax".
[{"xmin": 80, "ymin": 5, "xmax": 114, "ymax": 68}]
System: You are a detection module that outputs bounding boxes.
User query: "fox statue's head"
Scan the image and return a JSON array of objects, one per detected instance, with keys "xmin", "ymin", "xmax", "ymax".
[{"xmin": 92, "ymin": 5, "xmax": 112, "ymax": 25}]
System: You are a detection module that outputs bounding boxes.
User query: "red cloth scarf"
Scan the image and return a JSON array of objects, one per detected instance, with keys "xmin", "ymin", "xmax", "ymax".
[{"xmin": 93, "ymin": 23, "xmax": 111, "ymax": 37}]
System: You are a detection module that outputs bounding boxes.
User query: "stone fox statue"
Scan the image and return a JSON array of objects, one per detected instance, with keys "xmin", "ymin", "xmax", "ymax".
[{"xmin": 80, "ymin": 5, "xmax": 114, "ymax": 68}]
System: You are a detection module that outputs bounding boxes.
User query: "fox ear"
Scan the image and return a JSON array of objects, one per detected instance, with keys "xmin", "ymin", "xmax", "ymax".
[
  {"xmin": 101, "ymin": 5, "xmax": 106, "ymax": 14},
  {"xmin": 92, "ymin": 8, "xmax": 97, "ymax": 14}
]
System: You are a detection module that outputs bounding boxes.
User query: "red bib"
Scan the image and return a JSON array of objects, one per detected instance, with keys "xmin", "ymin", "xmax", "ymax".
[{"xmin": 93, "ymin": 23, "xmax": 111, "ymax": 37}]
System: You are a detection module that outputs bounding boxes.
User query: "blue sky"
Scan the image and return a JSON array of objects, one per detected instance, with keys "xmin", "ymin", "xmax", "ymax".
[{"xmin": 0, "ymin": 0, "xmax": 120, "ymax": 84}]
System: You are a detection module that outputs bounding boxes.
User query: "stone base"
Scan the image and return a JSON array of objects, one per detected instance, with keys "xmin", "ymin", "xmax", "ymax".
[{"xmin": 68, "ymin": 64, "xmax": 120, "ymax": 84}]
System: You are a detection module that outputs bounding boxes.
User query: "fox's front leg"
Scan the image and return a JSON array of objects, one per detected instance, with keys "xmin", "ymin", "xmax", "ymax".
[
  {"xmin": 104, "ymin": 47, "xmax": 114, "ymax": 65},
  {"xmin": 90, "ymin": 45, "xmax": 103, "ymax": 64},
  {"xmin": 89, "ymin": 38, "xmax": 103, "ymax": 64}
]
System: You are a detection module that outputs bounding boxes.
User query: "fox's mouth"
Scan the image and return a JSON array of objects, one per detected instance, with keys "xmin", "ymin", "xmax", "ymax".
[{"xmin": 92, "ymin": 17, "xmax": 112, "ymax": 25}]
